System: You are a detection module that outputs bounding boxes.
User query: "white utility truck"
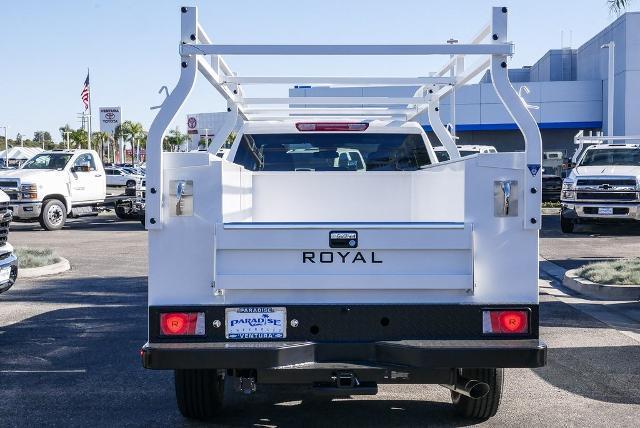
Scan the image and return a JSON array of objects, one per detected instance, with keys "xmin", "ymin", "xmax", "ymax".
[
  {"xmin": 434, "ymin": 144, "xmax": 498, "ymax": 162},
  {"xmin": 0, "ymin": 149, "xmax": 141, "ymax": 230},
  {"xmin": 560, "ymin": 135, "xmax": 640, "ymax": 233},
  {"xmin": 141, "ymin": 6, "xmax": 546, "ymax": 421},
  {"xmin": 0, "ymin": 190, "xmax": 18, "ymax": 294}
]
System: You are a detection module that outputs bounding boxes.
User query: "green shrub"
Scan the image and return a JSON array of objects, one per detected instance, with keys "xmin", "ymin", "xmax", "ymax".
[
  {"xmin": 576, "ymin": 258, "xmax": 640, "ymax": 285},
  {"xmin": 15, "ymin": 248, "xmax": 61, "ymax": 269}
]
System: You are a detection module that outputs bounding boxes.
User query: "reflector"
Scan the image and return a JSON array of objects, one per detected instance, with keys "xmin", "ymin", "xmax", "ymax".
[
  {"xmin": 160, "ymin": 312, "xmax": 205, "ymax": 336},
  {"xmin": 482, "ymin": 310, "xmax": 529, "ymax": 334}
]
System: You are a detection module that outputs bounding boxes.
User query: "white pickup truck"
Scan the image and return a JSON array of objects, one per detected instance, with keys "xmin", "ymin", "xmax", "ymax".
[
  {"xmin": 560, "ymin": 141, "xmax": 640, "ymax": 233},
  {"xmin": 0, "ymin": 149, "xmax": 141, "ymax": 230},
  {"xmin": 0, "ymin": 190, "xmax": 18, "ymax": 294},
  {"xmin": 140, "ymin": 6, "xmax": 546, "ymax": 422}
]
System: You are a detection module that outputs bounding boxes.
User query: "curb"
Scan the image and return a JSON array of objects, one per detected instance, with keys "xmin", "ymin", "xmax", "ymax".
[
  {"xmin": 563, "ymin": 268, "xmax": 640, "ymax": 300},
  {"xmin": 18, "ymin": 257, "xmax": 71, "ymax": 279}
]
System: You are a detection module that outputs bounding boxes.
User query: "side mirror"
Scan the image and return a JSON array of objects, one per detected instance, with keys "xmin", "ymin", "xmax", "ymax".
[{"xmin": 73, "ymin": 162, "xmax": 91, "ymax": 173}]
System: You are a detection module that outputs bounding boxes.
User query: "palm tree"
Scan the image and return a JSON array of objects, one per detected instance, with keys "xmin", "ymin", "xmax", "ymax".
[
  {"xmin": 609, "ymin": 0, "xmax": 631, "ymax": 14},
  {"xmin": 164, "ymin": 127, "xmax": 188, "ymax": 152},
  {"xmin": 115, "ymin": 121, "xmax": 145, "ymax": 164},
  {"xmin": 92, "ymin": 131, "xmax": 110, "ymax": 161}
]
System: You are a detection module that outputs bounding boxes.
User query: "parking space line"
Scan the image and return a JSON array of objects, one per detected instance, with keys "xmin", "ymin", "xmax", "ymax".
[{"xmin": 0, "ymin": 369, "xmax": 87, "ymax": 373}]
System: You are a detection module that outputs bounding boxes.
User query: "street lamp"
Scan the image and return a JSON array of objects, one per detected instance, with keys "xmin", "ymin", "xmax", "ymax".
[{"xmin": 601, "ymin": 42, "xmax": 615, "ymax": 143}]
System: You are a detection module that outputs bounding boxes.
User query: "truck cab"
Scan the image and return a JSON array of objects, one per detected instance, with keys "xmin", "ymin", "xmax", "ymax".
[
  {"xmin": 0, "ymin": 149, "xmax": 106, "ymax": 230},
  {"xmin": 560, "ymin": 142, "xmax": 640, "ymax": 232}
]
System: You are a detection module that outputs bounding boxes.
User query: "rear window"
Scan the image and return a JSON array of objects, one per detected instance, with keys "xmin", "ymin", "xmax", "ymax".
[{"xmin": 233, "ymin": 133, "xmax": 432, "ymax": 171}]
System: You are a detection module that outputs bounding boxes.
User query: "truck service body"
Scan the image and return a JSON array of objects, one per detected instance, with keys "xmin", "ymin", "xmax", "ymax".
[
  {"xmin": 141, "ymin": 6, "xmax": 546, "ymax": 421},
  {"xmin": 0, "ymin": 149, "xmax": 142, "ymax": 230}
]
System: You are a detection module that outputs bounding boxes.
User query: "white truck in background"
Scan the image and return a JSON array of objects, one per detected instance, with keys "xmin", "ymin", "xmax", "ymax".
[
  {"xmin": 0, "ymin": 190, "xmax": 18, "ymax": 294},
  {"xmin": 140, "ymin": 6, "xmax": 546, "ymax": 422},
  {"xmin": 560, "ymin": 136, "xmax": 640, "ymax": 233},
  {"xmin": 0, "ymin": 149, "xmax": 142, "ymax": 230}
]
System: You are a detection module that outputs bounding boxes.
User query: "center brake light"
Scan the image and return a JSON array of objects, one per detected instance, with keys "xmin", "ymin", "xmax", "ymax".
[
  {"xmin": 482, "ymin": 310, "xmax": 529, "ymax": 334},
  {"xmin": 295, "ymin": 122, "xmax": 369, "ymax": 132},
  {"xmin": 160, "ymin": 312, "xmax": 206, "ymax": 336}
]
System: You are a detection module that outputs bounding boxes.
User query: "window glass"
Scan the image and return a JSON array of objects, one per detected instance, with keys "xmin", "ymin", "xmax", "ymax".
[
  {"xmin": 579, "ymin": 149, "xmax": 640, "ymax": 166},
  {"xmin": 21, "ymin": 153, "xmax": 72, "ymax": 170},
  {"xmin": 234, "ymin": 133, "xmax": 431, "ymax": 171},
  {"xmin": 74, "ymin": 154, "xmax": 96, "ymax": 171}
]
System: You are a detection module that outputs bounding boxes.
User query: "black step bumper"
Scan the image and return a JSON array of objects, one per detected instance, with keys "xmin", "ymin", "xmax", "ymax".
[{"xmin": 141, "ymin": 339, "xmax": 547, "ymax": 370}]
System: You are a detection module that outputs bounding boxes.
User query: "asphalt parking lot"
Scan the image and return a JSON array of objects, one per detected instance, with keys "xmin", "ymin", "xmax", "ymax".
[{"xmin": 0, "ymin": 214, "xmax": 639, "ymax": 426}]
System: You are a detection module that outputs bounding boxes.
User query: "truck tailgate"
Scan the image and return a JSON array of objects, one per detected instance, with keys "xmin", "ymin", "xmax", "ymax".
[{"xmin": 214, "ymin": 222, "xmax": 473, "ymax": 291}]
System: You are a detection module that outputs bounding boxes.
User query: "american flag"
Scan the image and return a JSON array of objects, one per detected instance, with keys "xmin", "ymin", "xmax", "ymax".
[{"xmin": 81, "ymin": 72, "xmax": 90, "ymax": 110}]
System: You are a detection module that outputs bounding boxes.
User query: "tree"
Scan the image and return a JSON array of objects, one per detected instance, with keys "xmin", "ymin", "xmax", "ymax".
[
  {"xmin": 70, "ymin": 128, "xmax": 88, "ymax": 149},
  {"xmin": 115, "ymin": 120, "xmax": 145, "ymax": 163},
  {"xmin": 609, "ymin": 0, "xmax": 631, "ymax": 14},
  {"xmin": 33, "ymin": 131, "xmax": 52, "ymax": 147},
  {"xmin": 163, "ymin": 127, "xmax": 188, "ymax": 152},
  {"xmin": 92, "ymin": 131, "xmax": 110, "ymax": 160}
]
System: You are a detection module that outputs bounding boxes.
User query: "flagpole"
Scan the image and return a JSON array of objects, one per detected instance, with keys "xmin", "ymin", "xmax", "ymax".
[{"xmin": 87, "ymin": 68, "xmax": 92, "ymax": 150}]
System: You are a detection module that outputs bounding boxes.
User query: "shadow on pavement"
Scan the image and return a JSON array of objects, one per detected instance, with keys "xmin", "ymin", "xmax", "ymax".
[
  {"xmin": 10, "ymin": 216, "xmax": 144, "ymax": 233},
  {"xmin": 533, "ymin": 344, "xmax": 640, "ymax": 405}
]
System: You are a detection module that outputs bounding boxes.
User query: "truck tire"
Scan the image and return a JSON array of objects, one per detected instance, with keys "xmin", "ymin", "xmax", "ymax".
[
  {"xmin": 115, "ymin": 204, "xmax": 137, "ymax": 220},
  {"xmin": 39, "ymin": 199, "xmax": 67, "ymax": 231},
  {"xmin": 175, "ymin": 369, "xmax": 226, "ymax": 420},
  {"xmin": 126, "ymin": 180, "xmax": 136, "ymax": 188},
  {"xmin": 560, "ymin": 214, "xmax": 575, "ymax": 233},
  {"xmin": 450, "ymin": 368, "xmax": 503, "ymax": 420}
]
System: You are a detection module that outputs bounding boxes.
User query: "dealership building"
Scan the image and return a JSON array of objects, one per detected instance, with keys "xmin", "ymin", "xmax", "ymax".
[{"xmin": 187, "ymin": 12, "xmax": 640, "ymax": 166}]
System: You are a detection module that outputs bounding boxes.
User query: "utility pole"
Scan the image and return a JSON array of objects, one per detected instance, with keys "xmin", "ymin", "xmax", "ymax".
[
  {"xmin": 63, "ymin": 130, "xmax": 71, "ymax": 150},
  {"xmin": 601, "ymin": 42, "xmax": 615, "ymax": 143}
]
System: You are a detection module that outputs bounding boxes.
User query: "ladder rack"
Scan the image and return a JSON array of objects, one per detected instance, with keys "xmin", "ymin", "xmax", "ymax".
[{"xmin": 145, "ymin": 6, "xmax": 542, "ymax": 231}]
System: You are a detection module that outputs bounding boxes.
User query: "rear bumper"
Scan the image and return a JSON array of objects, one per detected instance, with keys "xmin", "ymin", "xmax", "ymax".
[{"xmin": 141, "ymin": 339, "xmax": 547, "ymax": 370}]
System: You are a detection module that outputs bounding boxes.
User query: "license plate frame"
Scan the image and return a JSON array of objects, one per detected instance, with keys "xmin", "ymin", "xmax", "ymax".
[
  {"xmin": 598, "ymin": 207, "xmax": 614, "ymax": 215},
  {"xmin": 225, "ymin": 307, "xmax": 287, "ymax": 339}
]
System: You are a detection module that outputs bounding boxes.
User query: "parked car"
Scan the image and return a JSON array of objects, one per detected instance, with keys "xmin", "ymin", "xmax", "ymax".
[
  {"xmin": 0, "ymin": 190, "xmax": 18, "ymax": 293},
  {"xmin": 561, "ymin": 141, "xmax": 640, "ymax": 233},
  {"xmin": 105, "ymin": 167, "xmax": 143, "ymax": 187},
  {"xmin": 542, "ymin": 173, "xmax": 562, "ymax": 202}
]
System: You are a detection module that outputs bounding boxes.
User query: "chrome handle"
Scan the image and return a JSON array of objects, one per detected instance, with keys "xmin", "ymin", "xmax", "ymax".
[
  {"xmin": 175, "ymin": 181, "xmax": 186, "ymax": 216},
  {"xmin": 501, "ymin": 181, "xmax": 511, "ymax": 216},
  {"xmin": 94, "ymin": 174, "xmax": 102, "ymax": 177}
]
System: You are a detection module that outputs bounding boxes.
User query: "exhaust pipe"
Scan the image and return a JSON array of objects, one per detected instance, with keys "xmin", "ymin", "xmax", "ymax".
[{"xmin": 440, "ymin": 376, "xmax": 490, "ymax": 399}]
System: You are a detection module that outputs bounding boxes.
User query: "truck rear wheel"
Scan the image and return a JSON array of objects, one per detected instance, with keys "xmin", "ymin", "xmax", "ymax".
[
  {"xmin": 39, "ymin": 199, "xmax": 67, "ymax": 231},
  {"xmin": 175, "ymin": 369, "xmax": 227, "ymax": 420},
  {"xmin": 450, "ymin": 368, "xmax": 503, "ymax": 420},
  {"xmin": 560, "ymin": 214, "xmax": 575, "ymax": 233}
]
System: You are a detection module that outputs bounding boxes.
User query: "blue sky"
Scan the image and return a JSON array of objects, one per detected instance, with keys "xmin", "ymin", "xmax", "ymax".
[{"xmin": 0, "ymin": 0, "xmax": 636, "ymax": 142}]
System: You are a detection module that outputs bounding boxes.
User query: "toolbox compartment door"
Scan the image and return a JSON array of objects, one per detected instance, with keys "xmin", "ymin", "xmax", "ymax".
[{"xmin": 214, "ymin": 222, "xmax": 473, "ymax": 291}]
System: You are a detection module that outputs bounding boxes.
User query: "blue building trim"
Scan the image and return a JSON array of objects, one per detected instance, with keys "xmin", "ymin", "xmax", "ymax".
[{"xmin": 422, "ymin": 121, "xmax": 602, "ymax": 132}]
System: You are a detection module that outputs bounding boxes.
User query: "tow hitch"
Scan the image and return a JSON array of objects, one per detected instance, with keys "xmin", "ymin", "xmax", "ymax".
[{"xmin": 313, "ymin": 372, "xmax": 378, "ymax": 396}]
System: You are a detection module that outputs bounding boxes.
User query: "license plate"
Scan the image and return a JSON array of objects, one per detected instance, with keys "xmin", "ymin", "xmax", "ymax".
[
  {"xmin": 0, "ymin": 266, "xmax": 11, "ymax": 282},
  {"xmin": 225, "ymin": 307, "xmax": 286, "ymax": 339},
  {"xmin": 598, "ymin": 207, "xmax": 614, "ymax": 215}
]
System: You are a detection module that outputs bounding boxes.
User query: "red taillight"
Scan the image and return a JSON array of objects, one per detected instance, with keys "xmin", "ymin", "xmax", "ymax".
[
  {"xmin": 160, "ymin": 312, "xmax": 205, "ymax": 336},
  {"xmin": 482, "ymin": 310, "xmax": 529, "ymax": 334},
  {"xmin": 295, "ymin": 122, "xmax": 369, "ymax": 132}
]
